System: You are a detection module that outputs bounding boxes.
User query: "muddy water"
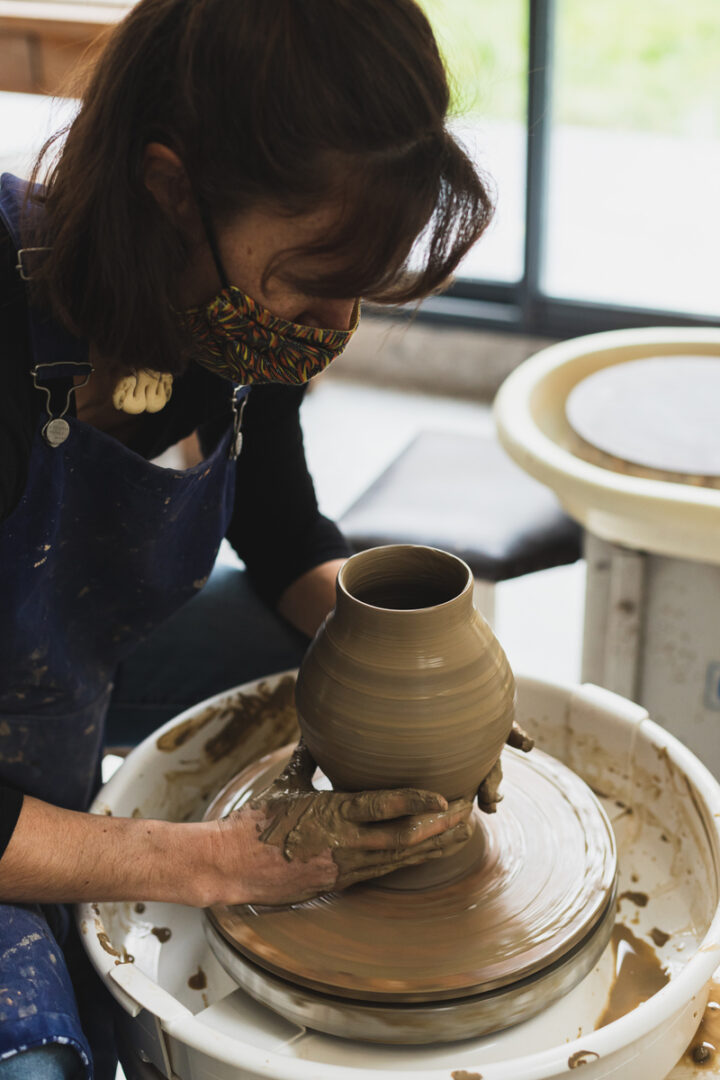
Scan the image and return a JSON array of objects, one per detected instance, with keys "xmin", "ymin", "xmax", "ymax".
[
  {"xmin": 595, "ymin": 924, "xmax": 669, "ymax": 1028},
  {"xmin": 682, "ymin": 981, "xmax": 720, "ymax": 1067}
]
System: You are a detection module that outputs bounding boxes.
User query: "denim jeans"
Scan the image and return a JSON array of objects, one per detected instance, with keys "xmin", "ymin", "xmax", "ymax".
[{"xmin": 0, "ymin": 1045, "xmax": 81, "ymax": 1080}]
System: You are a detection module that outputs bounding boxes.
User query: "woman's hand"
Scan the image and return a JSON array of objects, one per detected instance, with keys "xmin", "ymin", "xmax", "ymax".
[
  {"xmin": 208, "ymin": 741, "xmax": 473, "ymax": 906},
  {"xmin": 476, "ymin": 719, "xmax": 534, "ymax": 814}
]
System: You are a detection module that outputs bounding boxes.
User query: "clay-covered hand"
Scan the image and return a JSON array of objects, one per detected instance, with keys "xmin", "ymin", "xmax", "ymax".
[
  {"xmin": 476, "ymin": 720, "xmax": 535, "ymax": 815},
  {"xmin": 212, "ymin": 741, "xmax": 473, "ymax": 906}
]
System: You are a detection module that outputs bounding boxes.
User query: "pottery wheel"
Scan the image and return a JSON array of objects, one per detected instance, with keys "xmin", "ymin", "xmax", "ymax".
[
  {"xmin": 566, "ymin": 355, "xmax": 720, "ymax": 478},
  {"xmin": 204, "ymin": 744, "xmax": 617, "ymax": 1005}
]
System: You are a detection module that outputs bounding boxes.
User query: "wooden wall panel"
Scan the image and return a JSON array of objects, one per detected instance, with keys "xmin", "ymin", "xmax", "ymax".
[
  {"xmin": 0, "ymin": 30, "xmax": 37, "ymax": 92},
  {"xmin": 0, "ymin": 2, "xmax": 125, "ymax": 94}
]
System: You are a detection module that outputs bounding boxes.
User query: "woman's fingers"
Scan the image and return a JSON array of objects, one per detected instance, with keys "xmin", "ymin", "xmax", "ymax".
[
  {"xmin": 341, "ymin": 788, "xmax": 448, "ymax": 823},
  {"xmin": 337, "ymin": 823, "xmax": 472, "ymax": 888},
  {"xmin": 477, "ymin": 758, "xmax": 503, "ymax": 814},
  {"xmin": 506, "ymin": 720, "xmax": 534, "ymax": 753},
  {"xmin": 342, "ymin": 798, "xmax": 472, "ymax": 851}
]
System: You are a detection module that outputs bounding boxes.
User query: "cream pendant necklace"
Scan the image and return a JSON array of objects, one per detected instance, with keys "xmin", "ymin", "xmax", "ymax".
[{"xmin": 112, "ymin": 369, "xmax": 174, "ymax": 414}]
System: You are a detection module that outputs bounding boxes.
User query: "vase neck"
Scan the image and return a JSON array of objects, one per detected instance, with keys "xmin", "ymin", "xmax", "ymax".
[{"xmin": 333, "ymin": 546, "xmax": 475, "ymax": 637}]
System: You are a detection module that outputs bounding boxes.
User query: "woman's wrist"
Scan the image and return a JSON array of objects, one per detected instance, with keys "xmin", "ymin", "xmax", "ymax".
[
  {"xmin": 277, "ymin": 557, "xmax": 346, "ymax": 638},
  {"xmin": 0, "ymin": 794, "xmax": 225, "ymax": 908}
]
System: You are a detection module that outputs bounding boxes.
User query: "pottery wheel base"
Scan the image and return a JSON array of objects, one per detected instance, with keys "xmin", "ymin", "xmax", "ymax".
[
  {"xmin": 203, "ymin": 745, "xmax": 617, "ymax": 1041},
  {"xmin": 204, "ymin": 889, "xmax": 616, "ymax": 1044}
]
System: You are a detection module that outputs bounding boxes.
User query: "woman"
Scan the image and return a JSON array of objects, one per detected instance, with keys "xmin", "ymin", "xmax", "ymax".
[{"xmin": 0, "ymin": 1, "xmax": 495, "ymax": 1076}]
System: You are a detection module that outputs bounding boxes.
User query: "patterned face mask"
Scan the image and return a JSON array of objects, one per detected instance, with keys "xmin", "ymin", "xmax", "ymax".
[{"xmin": 179, "ymin": 202, "xmax": 360, "ymax": 385}]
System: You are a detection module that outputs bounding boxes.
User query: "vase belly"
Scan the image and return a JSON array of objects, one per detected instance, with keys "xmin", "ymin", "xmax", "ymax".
[{"xmin": 295, "ymin": 545, "xmax": 515, "ymax": 803}]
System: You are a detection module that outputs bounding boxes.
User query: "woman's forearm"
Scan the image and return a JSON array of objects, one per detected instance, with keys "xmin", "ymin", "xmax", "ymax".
[
  {"xmin": 276, "ymin": 557, "xmax": 346, "ymax": 638},
  {"xmin": 0, "ymin": 794, "xmax": 218, "ymax": 907}
]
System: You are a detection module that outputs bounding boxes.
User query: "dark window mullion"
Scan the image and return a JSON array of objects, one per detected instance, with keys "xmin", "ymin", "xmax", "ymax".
[
  {"xmin": 445, "ymin": 279, "xmax": 518, "ymax": 305},
  {"xmin": 521, "ymin": 0, "xmax": 555, "ymax": 324}
]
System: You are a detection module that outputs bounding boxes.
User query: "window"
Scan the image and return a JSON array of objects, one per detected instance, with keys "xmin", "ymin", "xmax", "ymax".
[
  {"xmin": 416, "ymin": 0, "xmax": 719, "ymax": 336},
  {"xmin": 420, "ymin": 0, "xmax": 528, "ymax": 285}
]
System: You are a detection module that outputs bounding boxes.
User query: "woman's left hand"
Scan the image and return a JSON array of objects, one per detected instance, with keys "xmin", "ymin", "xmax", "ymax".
[{"xmin": 476, "ymin": 719, "xmax": 534, "ymax": 814}]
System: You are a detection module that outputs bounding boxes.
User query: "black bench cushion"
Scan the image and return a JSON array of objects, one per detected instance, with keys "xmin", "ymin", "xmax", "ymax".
[{"xmin": 338, "ymin": 431, "xmax": 581, "ymax": 583}]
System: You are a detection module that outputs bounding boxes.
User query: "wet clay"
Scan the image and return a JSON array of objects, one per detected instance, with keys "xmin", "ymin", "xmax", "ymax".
[
  {"xmin": 151, "ymin": 927, "xmax": 172, "ymax": 943},
  {"xmin": 682, "ymin": 980, "xmax": 720, "ymax": 1067},
  {"xmin": 650, "ymin": 927, "xmax": 670, "ymax": 947},
  {"xmin": 188, "ymin": 966, "xmax": 207, "ymax": 990},
  {"xmin": 206, "ymin": 744, "xmax": 616, "ymax": 1003},
  {"xmin": 568, "ymin": 1049, "xmax": 600, "ymax": 1068},
  {"xmin": 241, "ymin": 740, "xmax": 469, "ymax": 892},
  {"xmin": 595, "ymin": 924, "xmax": 669, "ymax": 1028},
  {"xmin": 451, "ymin": 1071, "xmax": 484, "ymax": 1079},
  {"xmin": 296, "ymin": 546, "xmax": 516, "ymax": 813}
]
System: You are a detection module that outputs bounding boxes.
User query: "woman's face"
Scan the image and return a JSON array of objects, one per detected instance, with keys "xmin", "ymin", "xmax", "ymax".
[
  {"xmin": 190, "ymin": 202, "xmax": 357, "ymax": 331},
  {"xmin": 143, "ymin": 143, "xmax": 356, "ymax": 331}
]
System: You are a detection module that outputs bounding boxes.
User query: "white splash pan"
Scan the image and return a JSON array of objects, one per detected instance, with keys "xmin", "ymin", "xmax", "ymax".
[
  {"xmin": 493, "ymin": 326, "xmax": 720, "ymax": 565},
  {"xmin": 78, "ymin": 671, "xmax": 720, "ymax": 1080}
]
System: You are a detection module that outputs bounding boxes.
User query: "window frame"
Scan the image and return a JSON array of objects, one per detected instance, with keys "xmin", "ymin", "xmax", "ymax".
[{"xmin": 399, "ymin": 0, "xmax": 719, "ymax": 338}]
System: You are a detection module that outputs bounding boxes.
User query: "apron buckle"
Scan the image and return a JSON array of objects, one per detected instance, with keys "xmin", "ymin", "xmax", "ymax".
[{"xmin": 16, "ymin": 246, "xmax": 52, "ymax": 281}]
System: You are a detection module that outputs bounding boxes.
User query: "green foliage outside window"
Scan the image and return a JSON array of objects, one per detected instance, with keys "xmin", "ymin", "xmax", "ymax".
[{"xmin": 419, "ymin": 0, "xmax": 720, "ymax": 137}]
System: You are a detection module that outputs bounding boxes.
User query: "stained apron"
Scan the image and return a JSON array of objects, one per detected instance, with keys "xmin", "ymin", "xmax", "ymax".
[{"xmin": 0, "ymin": 172, "xmax": 248, "ymax": 1078}]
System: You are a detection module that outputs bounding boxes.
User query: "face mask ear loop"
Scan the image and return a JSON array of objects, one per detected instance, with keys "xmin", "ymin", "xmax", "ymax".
[{"xmin": 196, "ymin": 195, "xmax": 231, "ymax": 292}]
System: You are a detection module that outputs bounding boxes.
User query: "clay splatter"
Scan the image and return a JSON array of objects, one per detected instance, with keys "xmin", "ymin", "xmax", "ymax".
[
  {"xmin": 618, "ymin": 890, "xmax": 648, "ymax": 908},
  {"xmin": 451, "ymin": 1072, "xmax": 483, "ymax": 1080},
  {"xmin": 156, "ymin": 676, "xmax": 298, "ymax": 764},
  {"xmin": 204, "ymin": 677, "xmax": 297, "ymax": 763},
  {"xmin": 682, "ymin": 981, "xmax": 720, "ymax": 1068},
  {"xmin": 134, "ymin": 902, "xmax": 145, "ymax": 914},
  {"xmin": 188, "ymin": 966, "xmax": 207, "ymax": 990},
  {"xmin": 156, "ymin": 707, "xmax": 218, "ymax": 752},
  {"xmin": 649, "ymin": 927, "xmax": 670, "ymax": 948},
  {"xmin": 568, "ymin": 1050, "xmax": 600, "ymax": 1068},
  {"xmin": 151, "ymin": 927, "xmax": 172, "ymax": 943},
  {"xmin": 97, "ymin": 933, "xmax": 133, "ymax": 964}
]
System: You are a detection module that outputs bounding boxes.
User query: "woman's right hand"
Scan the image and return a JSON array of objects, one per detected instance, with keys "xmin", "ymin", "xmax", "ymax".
[{"xmin": 206, "ymin": 741, "xmax": 473, "ymax": 907}]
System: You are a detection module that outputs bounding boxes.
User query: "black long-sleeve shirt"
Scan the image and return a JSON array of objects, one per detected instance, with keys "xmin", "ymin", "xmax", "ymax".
[{"xmin": 0, "ymin": 218, "xmax": 351, "ymax": 858}]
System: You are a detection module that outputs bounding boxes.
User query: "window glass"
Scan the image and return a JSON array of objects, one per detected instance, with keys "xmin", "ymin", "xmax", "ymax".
[
  {"xmin": 0, "ymin": 92, "xmax": 78, "ymax": 179},
  {"xmin": 418, "ymin": 0, "xmax": 528, "ymax": 283},
  {"xmin": 544, "ymin": 0, "xmax": 720, "ymax": 316}
]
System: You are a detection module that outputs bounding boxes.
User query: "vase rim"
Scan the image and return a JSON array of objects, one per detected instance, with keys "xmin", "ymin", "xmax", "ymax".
[{"xmin": 337, "ymin": 544, "xmax": 473, "ymax": 614}]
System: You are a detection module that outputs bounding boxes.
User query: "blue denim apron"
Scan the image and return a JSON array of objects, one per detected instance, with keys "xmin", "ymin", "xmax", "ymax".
[{"xmin": 0, "ymin": 172, "xmax": 249, "ymax": 1077}]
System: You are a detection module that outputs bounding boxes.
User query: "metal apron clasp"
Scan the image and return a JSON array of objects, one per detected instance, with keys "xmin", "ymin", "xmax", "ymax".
[
  {"xmin": 229, "ymin": 385, "xmax": 251, "ymax": 460},
  {"xmin": 31, "ymin": 362, "xmax": 94, "ymax": 447}
]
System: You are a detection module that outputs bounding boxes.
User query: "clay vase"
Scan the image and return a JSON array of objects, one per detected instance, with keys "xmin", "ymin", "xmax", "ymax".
[{"xmin": 295, "ymin": 545, "xmax": 515, "ymax": 885}]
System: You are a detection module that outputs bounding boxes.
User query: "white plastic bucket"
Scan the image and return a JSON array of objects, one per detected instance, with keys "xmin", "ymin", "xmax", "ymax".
[{"xmin": 79, "ymin": 671, "xmax": 720, "ymax": 1080}]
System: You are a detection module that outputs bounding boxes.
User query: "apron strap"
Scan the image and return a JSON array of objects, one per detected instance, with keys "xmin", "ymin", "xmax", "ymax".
[{"xmin": 0, "ymin": 173, "xmax": 93, "ymax": 447}]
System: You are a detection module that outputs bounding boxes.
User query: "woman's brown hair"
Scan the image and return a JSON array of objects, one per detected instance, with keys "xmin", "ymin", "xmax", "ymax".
[{"xmin": 24, "ymin": 0, "xmax": 494, "ymax": 375}]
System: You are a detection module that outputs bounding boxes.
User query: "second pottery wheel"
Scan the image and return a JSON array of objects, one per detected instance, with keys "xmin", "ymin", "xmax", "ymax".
[{"xmin": 203, "ymin": 743, "xmax": 617, "ymax": 1038}]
